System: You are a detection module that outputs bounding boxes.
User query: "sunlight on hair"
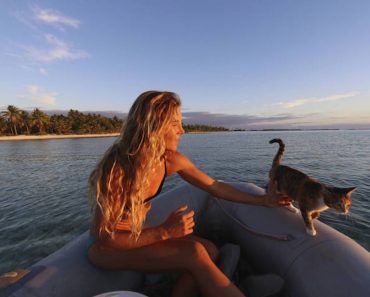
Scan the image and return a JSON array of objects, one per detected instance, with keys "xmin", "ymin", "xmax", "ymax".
[{"xmin": 89, "ymin": 91, "xmax": 181, "ymax": 240}]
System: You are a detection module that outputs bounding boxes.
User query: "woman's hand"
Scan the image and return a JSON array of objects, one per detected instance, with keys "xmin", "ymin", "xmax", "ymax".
[
  {"xmin": 159, "ymin": 205, "xmax": 195, "ymax": 240},
  {"xmin": 263, "ymin": 181, "xmax": 293, "ymax": 207}
]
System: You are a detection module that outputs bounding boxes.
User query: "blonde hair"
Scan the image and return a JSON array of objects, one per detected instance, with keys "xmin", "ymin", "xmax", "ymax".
[{"xmin": 89, "ymin": 91, "xmax": 181, "ymax": 240}]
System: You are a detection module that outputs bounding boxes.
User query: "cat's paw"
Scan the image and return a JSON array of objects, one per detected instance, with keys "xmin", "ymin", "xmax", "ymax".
[{"xmin": 306, "ymin": 228, "xmax": 317, "ymax": 236}]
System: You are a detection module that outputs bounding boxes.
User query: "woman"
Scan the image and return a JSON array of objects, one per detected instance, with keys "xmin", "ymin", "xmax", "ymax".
[{"xmin": 87, "ymin": 91, "xmax": 291, "ymax": 297}]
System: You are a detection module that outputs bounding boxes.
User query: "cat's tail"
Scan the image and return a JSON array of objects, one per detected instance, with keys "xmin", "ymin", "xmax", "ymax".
[{"xmin": 269, "ymin": 138, "xmax": 285, "ymax": 178}]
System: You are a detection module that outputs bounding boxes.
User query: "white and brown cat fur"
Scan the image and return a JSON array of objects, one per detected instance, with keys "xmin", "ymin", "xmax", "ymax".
[{"xmin": 268, "ymin": 138, "xmax": 356, "ymax": 236}]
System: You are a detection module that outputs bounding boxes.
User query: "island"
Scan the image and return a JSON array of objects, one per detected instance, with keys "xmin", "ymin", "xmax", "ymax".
[{"xmin": 0, "ymin": 105, "xmax": 230, "ymax": 140}]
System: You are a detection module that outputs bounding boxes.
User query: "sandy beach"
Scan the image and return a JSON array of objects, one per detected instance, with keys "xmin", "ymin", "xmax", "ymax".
[{"xmin": 0, "ymin": 133, "xmax": 120, "ymax": 141}]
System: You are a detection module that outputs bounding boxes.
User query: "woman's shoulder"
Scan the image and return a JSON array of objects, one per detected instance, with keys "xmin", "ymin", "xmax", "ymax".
[
  {"xmin": 165, "ymin": 150, "xmax": 189, "ymax": 164},
  {"xmin": 165, "ymin": 150, "xmax": 192, "ymax": 174}
]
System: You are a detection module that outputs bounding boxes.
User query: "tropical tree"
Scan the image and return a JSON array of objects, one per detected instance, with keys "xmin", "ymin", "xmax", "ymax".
[
  {"xmin": 111, "ymin": 116, "xmax": 124, "ymax": 131},
  {"xmin": 68, "ymin": 109, "xmax": 85, "ymax": 133},
  {"xmin": 49, "ymin": 114, "xmax": 72, "ymax": 134},
  {"xmin": 0, "ymin": 116, "xmax": 7, "ymax": 135},
  {"xmin": 183, "ymin": 124, "xmax": 229, "ymax": 132},
  {"xmin": 31, "ymin": 108, "xmax": 50, "ymax": 134},
  {"xmin": 20, "ymin": 110, "xmax": 31, "ymax": 134},
  {"xmin": 83, "ymin": 113, "xmax": 97, "ymax": 133},
  {"xmin": 1, "ymin": 105, "xmax": 22, "ymax": 135}
]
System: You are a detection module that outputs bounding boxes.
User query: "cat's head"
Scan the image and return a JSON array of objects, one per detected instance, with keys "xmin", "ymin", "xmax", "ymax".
[{"xmin": 326, "ymin": 186, "xmax": 356, "ymax": 214}]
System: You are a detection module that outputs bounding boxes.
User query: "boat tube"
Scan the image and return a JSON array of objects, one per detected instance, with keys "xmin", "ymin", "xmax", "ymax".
[{"xmin": 1, "ymin": 182, "xmax": 369, "ymax": 297}]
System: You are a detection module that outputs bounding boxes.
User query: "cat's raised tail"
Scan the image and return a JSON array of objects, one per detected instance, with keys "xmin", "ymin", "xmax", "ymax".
[{"xmin": 269, "ymin": 138, "xmax": 285, "ymax": 178}]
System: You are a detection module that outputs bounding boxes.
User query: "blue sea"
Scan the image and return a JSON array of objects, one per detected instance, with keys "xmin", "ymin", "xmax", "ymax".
[{"xmin": 1, "ymin": 130, "xmax": 369, "ymax": 274}]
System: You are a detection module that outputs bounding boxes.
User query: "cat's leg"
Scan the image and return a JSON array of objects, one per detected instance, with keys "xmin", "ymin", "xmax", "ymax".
[
  {"xmin": 301, "ymin": 209, "xmax": 316, "ymax": 236},
  {"xmin": 269, "ymin": 180, "xmax": 297, "ymax": 214},
  {"xmin": 285, "ymin": 202, "xmax": 300, "ymax": 213}
]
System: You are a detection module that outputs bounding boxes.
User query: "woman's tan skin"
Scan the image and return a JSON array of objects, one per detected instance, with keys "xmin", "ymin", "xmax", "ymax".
[{"xmin": 88, "ymin": 106, "xmax": 291, "ymax": 297}]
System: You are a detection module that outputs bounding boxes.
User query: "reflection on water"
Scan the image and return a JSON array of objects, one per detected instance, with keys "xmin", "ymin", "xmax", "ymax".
[{"xmin": 0, "ymin": 130, "xmax": 369, "ymax": 274}]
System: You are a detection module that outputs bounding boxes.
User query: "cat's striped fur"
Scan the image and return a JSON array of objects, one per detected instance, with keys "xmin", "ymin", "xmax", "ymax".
[{"xmin": 268, "ymin": 138, "xmax": 356, "ymax": 236}]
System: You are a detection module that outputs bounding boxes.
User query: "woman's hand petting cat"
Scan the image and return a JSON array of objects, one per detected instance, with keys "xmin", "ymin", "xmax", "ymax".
[{"xmin": 263, "ymin": 181, "xmax": 293, "ymax": 207}]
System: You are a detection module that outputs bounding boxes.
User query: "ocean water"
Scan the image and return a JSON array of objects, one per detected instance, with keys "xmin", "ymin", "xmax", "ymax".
[{"xmin": 0, "ymin": 130, "xmax": 369, "ymax": 274}]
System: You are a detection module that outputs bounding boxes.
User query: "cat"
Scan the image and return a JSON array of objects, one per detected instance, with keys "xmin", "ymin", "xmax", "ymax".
[{"xmin": 268, "ymin": 138, "xmax": 356, "ymax": 236}]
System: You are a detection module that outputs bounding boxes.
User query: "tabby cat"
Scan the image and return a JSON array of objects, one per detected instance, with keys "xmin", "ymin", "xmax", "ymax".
[{"xmin": 268, "ymin": 138, "xmax": 356, "ymax": 236}]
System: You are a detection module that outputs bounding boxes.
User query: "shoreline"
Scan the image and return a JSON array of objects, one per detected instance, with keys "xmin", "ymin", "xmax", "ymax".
[
  {"xmin": 1, "ymin": 129, "xmax": 369, "ymax": 141},
  {"xmin": 0, "ymin": 133, "xmax": 120, "ymax": 141},
  {"xmin": 0, "ymin": 131, "xmax": 225, "ymax": 141}
]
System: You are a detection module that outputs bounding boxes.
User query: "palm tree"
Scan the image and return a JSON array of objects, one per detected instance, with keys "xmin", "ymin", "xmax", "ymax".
[
  {"xmin": 1, "ymin": 105, "xmax": 21, "ymax": 135},
  {"xmin": 111, "ymin": 116, "xmax": 124, "ymax": 131},
  {"xmin": 31, "ymin": 108, "xmax": 50, "ymax": 134},
  {"xmin": 49, "ymin": 114, "xmax": 71, "ymax": 134},
  {"xmin": 20, "ymin": 110, "xmax": 31, "ymax": 134},
  {"xmin": 68, "ymin": 109, "xmax": 85, "ymax": 133},
  {"xmin": 0, "ymin": 116, "xmax": 7, "ymax": 135}
]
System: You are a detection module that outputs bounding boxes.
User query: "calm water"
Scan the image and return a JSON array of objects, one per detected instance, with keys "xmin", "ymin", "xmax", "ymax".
[{"xmin": 1, "ymin": 131, "xmax": 369, "ymax": 274}]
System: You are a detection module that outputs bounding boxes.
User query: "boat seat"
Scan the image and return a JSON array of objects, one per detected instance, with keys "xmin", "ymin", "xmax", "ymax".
[{"xmin": 3, "ymin": 231, "xmax": 144, "ymax": 297}]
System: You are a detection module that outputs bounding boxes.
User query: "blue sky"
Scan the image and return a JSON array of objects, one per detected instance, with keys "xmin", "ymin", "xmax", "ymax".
[{"xmin": 1, "ymin": 0, "xmax": 370, "ymax": 129}]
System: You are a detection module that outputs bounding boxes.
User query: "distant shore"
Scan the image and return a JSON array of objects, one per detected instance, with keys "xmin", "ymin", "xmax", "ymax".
[
  {"xmin": 0, "ymin": 133, "xmax": 120, "ymax": 141},
  {"xmin": 1, "ymin": 129, "xmax": 368, "ymax": 141},
  {"xmin": 0, "ymin": 131, "xmax": 229, "ymax": 141}
]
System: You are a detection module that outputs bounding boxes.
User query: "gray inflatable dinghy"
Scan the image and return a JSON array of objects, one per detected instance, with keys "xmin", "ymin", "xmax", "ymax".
[{"xmin": 1, "ymin": 182, "xmax": 369, "ymax": 297}]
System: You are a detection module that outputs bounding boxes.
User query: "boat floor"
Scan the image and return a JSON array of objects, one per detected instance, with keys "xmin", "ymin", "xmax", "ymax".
[{"xmin": 138, "ymin": 252, "xmax": 259, "ymax": 297}]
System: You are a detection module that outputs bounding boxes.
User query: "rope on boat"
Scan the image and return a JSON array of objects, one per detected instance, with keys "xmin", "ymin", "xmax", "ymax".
[{"xmin": 213, "ymin": 198, "xmax": 294, "ymax": 241}]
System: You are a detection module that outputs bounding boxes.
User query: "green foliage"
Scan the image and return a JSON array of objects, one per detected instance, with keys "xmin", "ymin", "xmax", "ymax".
[
  {"xmin": 20, "ymin": 110, "xmax": 31, "ymax": 134},
  {"xmin": 1, "ymin": 105, "xmax": 22, "ymax": 135},
  {"xmin": 31, "ymin": 108, "xmax": 50, "ymax": 134},
  {"xmin": 183, "ymin": 124, "xmax": 229, "ymax": 132},
  {"xmin": 0, "ymin": 106, "xmax": 123, "ymax": 136},
  {"xmin": 0, "ymin": 106, "xmax": 230, "ymax": 136},
  {"xmin": 0, "ymin": 116, "xmax": 7, "ymax": 133}
]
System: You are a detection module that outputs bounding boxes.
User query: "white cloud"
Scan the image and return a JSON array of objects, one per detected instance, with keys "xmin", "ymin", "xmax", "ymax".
[
  {"xmin": 39, "ymin": 67, "xmax": 47, "ymax": 75},
  {"xmin": 32, "ymin": 6, "xmax": 80, "ymax": 29},
  {"xmin": 27, "ymin": 85, "xmax": 40, "ymax": 94},
  {"xmin": 19, "ymin": 85, "xmax": 57, "ymax": 106},
  {"xmin": 12, "ymin": 9, "xmax": 38, "ymax": 30},
  {"xmin": 23, "ymin": 34, "xmax": 89, "ymax": 63},
  {"xmin": 276, "ymin": 92, "xmax": 358, "ymax": 109},
  {"xmin": 10, "ymin": 6, "xmax": 88, "ymax": 68}
]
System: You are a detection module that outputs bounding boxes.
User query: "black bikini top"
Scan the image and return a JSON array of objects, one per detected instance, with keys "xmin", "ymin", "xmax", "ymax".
[{"xmin": 144, "ymin": 158, "xmax": 167, "ymax": 203}]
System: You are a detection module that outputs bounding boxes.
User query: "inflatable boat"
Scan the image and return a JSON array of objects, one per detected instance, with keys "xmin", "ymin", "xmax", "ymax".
[{"xmin": 1, "ymin": 182, "xmax": 370, "ymax": 297}]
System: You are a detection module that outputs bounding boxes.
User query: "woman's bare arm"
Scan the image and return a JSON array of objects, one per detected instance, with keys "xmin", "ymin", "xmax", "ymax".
[
  {"xmin": 96, "ymin": 205, "xmax": 195, "ymax": 250},
  {"xmin": 166, "ymin": 150, "xmax": 291, "ymax": 207}
]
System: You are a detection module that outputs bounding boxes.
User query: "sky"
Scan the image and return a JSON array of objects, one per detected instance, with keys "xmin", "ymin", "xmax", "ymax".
[{"xmin": 1, "ymin": 0, "xmax": 370, "ymax": 129}]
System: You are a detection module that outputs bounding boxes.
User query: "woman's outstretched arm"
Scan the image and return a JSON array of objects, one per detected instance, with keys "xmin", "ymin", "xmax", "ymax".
[{"xmin": 166, "ymin": 150, "xmax": 291, "ymax": 207}]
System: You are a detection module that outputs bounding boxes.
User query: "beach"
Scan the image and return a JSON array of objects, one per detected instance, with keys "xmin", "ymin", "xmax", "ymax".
[
  {"xmin": 0, "ymin": 132, "xmax": 225, "ymax": 141},
  {"xmin": 0, "ymin": 133, "xmax": 120, "ymax": 141}
]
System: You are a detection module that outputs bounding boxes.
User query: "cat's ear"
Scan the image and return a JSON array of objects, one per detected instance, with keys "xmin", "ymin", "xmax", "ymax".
[{"xmin": 344, "ymin": 187, "xmax": 357, "ymax": 194}]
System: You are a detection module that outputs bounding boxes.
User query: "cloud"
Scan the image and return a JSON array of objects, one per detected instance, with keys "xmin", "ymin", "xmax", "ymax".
[
  {"xmin": 10, "ymin": 6, "xmax": 88, "ymax": 66},
  {"xmin": 19, "ymin": 85, "xmax": 57, "ymax": 106},
  {"xmin": 182, "ymin": 111, "xmax": 303, "ymax": 128},
  {"xmin": 276, "ymin": 92, "xmax": 357, "ymax": 109},
  {"xmin": 23, "ymin": 34, "xmax": 89, "ymax": 63},
  {"xmin": 31, "ymin": 6, "xmax": 80, "ymax": 29},
  {"xmin": 181, "ymin": 110, "xmax": 370, "ymax": 129},
  {"xmin": 12, "ymin": 9, "xmax": 38, "ymax": 30}
]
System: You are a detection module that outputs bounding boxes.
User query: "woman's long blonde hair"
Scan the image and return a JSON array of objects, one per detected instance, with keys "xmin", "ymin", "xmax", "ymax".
[{"xmin": 89, "ymin": 91, "xmax": 181, "ymax": 240}]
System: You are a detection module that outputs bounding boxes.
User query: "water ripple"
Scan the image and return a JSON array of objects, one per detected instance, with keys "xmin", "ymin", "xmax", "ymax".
[{"xmin": 1, "ymin": 131, "xmax": 370, "ymax": 274}]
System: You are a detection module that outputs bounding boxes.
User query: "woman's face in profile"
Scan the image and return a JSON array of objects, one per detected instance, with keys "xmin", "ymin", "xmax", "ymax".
[{"xmin": 164, "ymin": 107, "xmax": 184, "ymax": 151}]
